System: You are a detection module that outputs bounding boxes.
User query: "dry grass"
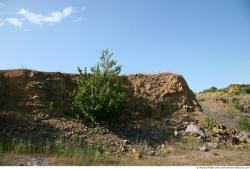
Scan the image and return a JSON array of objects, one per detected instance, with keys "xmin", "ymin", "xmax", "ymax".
[{"xmin": 1, "ymin": 137, "xmax": 250, "ymax": 165}]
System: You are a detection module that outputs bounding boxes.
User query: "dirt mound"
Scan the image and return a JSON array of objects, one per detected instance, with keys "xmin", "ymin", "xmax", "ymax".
[
  {"xmin": 0, "ymin": 69, "xmax": 201, "ymax": 121},
  {"xmin": 0, "ymin": 69, "xmax": 211, "ymax": 152},
  {"xmin": 122, "ymin": 73, "xmax": 202, "ymax": 120},
  {"xmin": 225, "ymin": 84, "xmax": 250, "ymax": 94}
]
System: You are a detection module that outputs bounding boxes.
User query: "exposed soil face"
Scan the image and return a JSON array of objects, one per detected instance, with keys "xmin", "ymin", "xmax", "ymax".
[
  {"xmin": 122, "ymin": 73, "xmax": 202, "ymax": 120},
  {"xmin": 0, "ymin": 69, "xmax": 202, "ymax": 121},
  {"xmin": 0, "ymin": 69, "xmax": 76, "ymax": 115}
]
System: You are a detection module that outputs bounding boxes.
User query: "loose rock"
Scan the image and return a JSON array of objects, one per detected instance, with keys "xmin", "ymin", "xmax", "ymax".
[
  {"xmin": 185, "ymin": 124, "xmax": 205, "ymax": 137},
  {"xmin": 148, "ymin": 151, "xmax": 156, "ymax": 156},
  {"xmin": 200, "ymin": 145, "xmax": 209, "ymax": 152},
  {"xmin": 133, "ymin": 152, "xmax": 143, "ymax": 160},
  {"xmin": 207, "ymin": 142, "xmax": 218, "ymax": 149}
]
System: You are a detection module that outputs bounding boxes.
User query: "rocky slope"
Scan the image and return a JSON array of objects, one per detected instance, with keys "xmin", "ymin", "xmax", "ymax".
[
  {"xmin": 0, "ymin": 69, "xmax": 249, "ymax": 161},
  {"xmin": 197, "ymin": 93, "xmax": 250, "ymax": 127},
  {"xmin": 0, "ymin": 69, "xmax": 205, "ymax": 157}
]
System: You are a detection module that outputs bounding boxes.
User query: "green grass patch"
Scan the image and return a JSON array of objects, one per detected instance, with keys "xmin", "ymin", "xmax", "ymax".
[
  {"xmin": 227, "ymin": 103, "xmax": 243, "ymax": 119},
  {"xmin": 233, "ymin": 102, "xmax": 244, "ymax": 112},
  {"xmin": 0, "ymin": 137, "xmax": 102, "ymax": 164},
  {"xmin": 237, "ymin": 114, "xmax": 250, "ymax": 132},
  {"xmin": 204, "ymin": 117, "xmax": 216, "ymax": 131}
]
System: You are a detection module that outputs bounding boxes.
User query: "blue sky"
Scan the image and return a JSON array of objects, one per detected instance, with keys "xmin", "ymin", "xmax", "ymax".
[{"xmin": 0, "ymin": 0, "xmax": 249, "ymax": 92}]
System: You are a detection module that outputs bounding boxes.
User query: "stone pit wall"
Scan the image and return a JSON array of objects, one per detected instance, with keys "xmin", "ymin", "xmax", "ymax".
[{"xmin": 0, "ymin": 69, "xmax": 202, "ymax": 120}]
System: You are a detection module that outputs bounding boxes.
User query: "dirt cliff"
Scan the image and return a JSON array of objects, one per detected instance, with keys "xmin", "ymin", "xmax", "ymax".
[
  {"xmin": 0, "ymin": 69, "xmax": 201, "ymax": 121},
  {"xmin": 0, "ymin": 69, "xmax": 76, "ymax": 114}
]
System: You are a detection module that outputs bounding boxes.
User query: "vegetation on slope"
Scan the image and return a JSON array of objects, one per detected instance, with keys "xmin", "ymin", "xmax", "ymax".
[
  {"xmin": 201, "ymin": 85, "xmax": 250, "ymax": 95},
  {"xmin": 70, "ymin": 49, "xmax": 127, "ymax": 123}
]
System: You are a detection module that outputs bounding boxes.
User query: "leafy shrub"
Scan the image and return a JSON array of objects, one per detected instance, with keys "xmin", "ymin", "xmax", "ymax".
[{"xmin": 71, "ymin": 49, "xmax": 127, "ymax": 123}]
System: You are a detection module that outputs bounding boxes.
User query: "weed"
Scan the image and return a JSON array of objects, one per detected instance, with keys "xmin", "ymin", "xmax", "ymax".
[
  {"xmin": 143, "ymin": 105, "xmax": 152, "ymax": 117},
  {"xmin": 233, "ymin": 102, "xmax": 244, "ymax": 112},
  {"xmin": 49, "ymin": 102, "xmax": 54, "ymax": 111},
  {"xmin": 29, "ymin": 100, "xmax": 44, "ymax": 109},
  {"xmin": 237, "ymin": 114, "xmax": 250, "ymax": 131},
  {"xmin": 227, "ymin": 105, "xmax": 236, "ymax": 119},
  {"xmin": 227, "ymin": 103, "xmax": 242, "ymax": 119},
  {"xmin": 204, "ymin": 117, "xmax": 216, "ymax": 131}
]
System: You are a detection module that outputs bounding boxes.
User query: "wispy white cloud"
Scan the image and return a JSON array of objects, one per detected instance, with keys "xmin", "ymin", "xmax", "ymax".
[
  {"xmin": 5, "ymin": 18, "xmax": 22, "ymax": 28},
  {"xmin": 18, "ymin": 7, "xmax": 73, "ymax": 24},
  {"xmin": 73, "ymin": 17, "xmax": 84, "ymax": 23}
]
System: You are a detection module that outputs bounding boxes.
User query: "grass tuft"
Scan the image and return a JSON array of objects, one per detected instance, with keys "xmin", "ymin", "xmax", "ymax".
[{"xmin": 237, "ymin": 114, "xmax": 250, "ymax": 132}]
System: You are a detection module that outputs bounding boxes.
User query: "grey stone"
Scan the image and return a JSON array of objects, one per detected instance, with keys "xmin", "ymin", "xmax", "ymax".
[
  {"xmin": 174, "ymin": 130, "xmax": 179, "ymax": 136},
  {"xmin": 185, "ymin": 124, "xmax": 205, "ymax": 137},
  {"xmin": 207, "ymin": 142, "xmax": 218, "ymax": 149},
  {"xmin": 148, "ymin": 151, "xmax": 156, "ymax": 156}
]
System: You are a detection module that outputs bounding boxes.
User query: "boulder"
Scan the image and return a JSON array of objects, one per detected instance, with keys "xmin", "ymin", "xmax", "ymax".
[
  {"xmin": 237, "ymin": 132, "xmax": 249, "ymax": 143},
  {"xmin": 185, "ymin": 124, "xmax": 205, "ymax": 137}
]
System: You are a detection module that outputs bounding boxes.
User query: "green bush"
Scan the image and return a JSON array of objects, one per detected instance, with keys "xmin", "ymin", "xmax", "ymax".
[
  {"xmin": 202, "ymin": 86, "xmax": 218, "ymax": 93},
  {"xmin": 71, "ymin": 49, "xmax": 127, "ymax": 123},
  {"xmin": 239, "ymin": 86, "xmax": 250, "ymax": 95}
]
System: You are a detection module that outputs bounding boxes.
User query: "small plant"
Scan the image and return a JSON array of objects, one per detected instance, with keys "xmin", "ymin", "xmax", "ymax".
[
  {"xmin": 49, "ymin": 101, "xmax": 54, "ymax": 111},
  {"xmin": 227, "ymin": 103, "xmax": 242, "ymax": 119},
  {"xmin": 204, "ymin": 117, "xmax": 216, "ymax": 131},
  {"xmin": 233, "ymin": 102, "xmax": 244, "ymax": 112},
  {"xmin": 29, "ymin": 100, "xmax": 44, "ymax": 109},
  {"xmin": 71, "ymin": 49, "xmax": 127, "ymax": 123},
  {"xmin": 143, "ymin": 104, "xmax": 153, "ymax": 117},
  {"xmin": 237, "ymin": 114, "xmax": 250, "ymax": 131},
  {"xmin": 134, "ymin": 139, "xmax": 149, "ymax": 153}
]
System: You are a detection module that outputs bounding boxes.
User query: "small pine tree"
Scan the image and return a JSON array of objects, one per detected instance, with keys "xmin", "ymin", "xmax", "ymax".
[{"xmin": 71, "ymin": 49, "xmax": 127, "ymax": 123}]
